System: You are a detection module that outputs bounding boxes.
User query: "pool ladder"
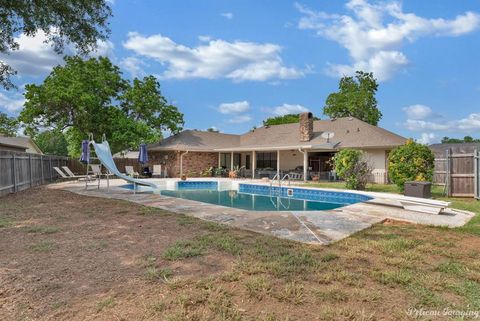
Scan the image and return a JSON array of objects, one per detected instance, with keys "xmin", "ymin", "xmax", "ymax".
[{"xmin": 269, "ymin": 174, "xmax": 291, "ymax": 209}]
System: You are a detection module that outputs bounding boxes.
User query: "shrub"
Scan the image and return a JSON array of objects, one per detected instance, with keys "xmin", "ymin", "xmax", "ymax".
[
  {"xmin": 332, "ymin": 149, "xmax": 372, "ymax": 190},
  {"xmin": 388, "ymin": 139, "xmax": 434, "ymax": 191}
]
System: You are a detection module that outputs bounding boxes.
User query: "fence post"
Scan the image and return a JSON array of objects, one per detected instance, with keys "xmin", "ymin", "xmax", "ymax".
[
  {"xmin": 41, "ymin": 155, "xmax": 44, "ymax": 184},
  {"xmin": 29, "ymin": 154, "xmax": 33, "ymax": 187},
  {"xmin": 475, "ymin": 149, "xmax": 479, "ymax": 200},
  {"xmin": 12, "ymin": 153, "xmax": 17, "ymax": 193},
  {"xmin": 446, "ymin": 148, "xmax": 452, "ymax": 197},
  {"xmin": 49, "ymin": 157, "xmax": 53, "ymax": 181}
]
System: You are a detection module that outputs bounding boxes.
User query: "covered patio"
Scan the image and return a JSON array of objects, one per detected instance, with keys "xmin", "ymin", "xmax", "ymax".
[{"xmin": 214, "ymin": 143, "xmax": 339, "ymax": 182}]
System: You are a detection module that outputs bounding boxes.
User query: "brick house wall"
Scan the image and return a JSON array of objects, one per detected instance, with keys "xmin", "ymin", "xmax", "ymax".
[{"xmin": 150, "ymin": 151, "xmax": 218, "ymax": 177}]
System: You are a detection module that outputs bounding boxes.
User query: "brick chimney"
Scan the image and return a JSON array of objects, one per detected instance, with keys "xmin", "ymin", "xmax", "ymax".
[{"xmin": 299, "ymin": 112, "xmax": 314, "ymax": 142}]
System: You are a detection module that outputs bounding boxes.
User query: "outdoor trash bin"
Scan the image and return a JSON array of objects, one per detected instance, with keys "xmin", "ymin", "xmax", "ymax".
[{"xmin": 404, "ymin": 181, "xmax": 431, "ymax": 198}]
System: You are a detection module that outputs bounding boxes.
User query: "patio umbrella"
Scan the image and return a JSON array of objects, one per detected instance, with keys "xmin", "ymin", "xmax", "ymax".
[
  {"xmin": 138, "ymin": 143, "xmax": 148, "ymax": 164},
  {"xmin": 80, "ymin": 140, "xmax": 90, "ymax": 164}
]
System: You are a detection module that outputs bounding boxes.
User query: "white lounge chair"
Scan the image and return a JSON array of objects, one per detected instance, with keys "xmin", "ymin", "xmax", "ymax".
[
  {"xmin": 90, "ymin": 164, "xmax": 102, "ymax": 176},
  {"xmin": 53, "ymin": 167, "xmax": 70, "ymax": 179},
  {"xmin": 62, "ymin": 166, "xmax": 87, "ymax": 178},
  {"xmin": 152, "ymin": 164, "xmax": 162, "ymax": 178},
  {"xmin": 125, "ymin": 166, "xmax": 139, "ymax": 178}
]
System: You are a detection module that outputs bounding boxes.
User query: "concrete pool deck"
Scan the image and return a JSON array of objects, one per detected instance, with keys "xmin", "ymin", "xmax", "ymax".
[{"xmin": 49, "ymin": 178, "xmax": 475, "ymax": 245}]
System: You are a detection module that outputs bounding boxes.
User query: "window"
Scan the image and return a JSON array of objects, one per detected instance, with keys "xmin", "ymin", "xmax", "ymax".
[
  {"xmin": 219, "ymin": 153, "xmax": 231, "ymax": 169},
  {"xmin": 256, "ymin": 152, "xmax": 277, "ymax": 169},
  {"xmin": 245, "ymin": 155, "xmax": 251, "ymax": 169},
  {"xmin": 233, "ymin": 153, "xmax": 241, "ymax": 168}
]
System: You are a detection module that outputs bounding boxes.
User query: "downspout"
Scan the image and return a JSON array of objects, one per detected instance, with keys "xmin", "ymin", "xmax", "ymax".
[{"xmin": 179, "ymin": 150, "xmax": 189, "ymax": 177}]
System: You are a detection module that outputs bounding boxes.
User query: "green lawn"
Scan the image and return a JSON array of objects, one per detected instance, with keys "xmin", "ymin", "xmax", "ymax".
[{"xmin": 301, "ymin": 182, "xmax": 480, "ymax": 236}]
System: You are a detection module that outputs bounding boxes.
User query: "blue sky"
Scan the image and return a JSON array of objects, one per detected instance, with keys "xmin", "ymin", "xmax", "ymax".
[{"xmin": 1, "ymin": 0, "xmax": 480, "ymax": 144}]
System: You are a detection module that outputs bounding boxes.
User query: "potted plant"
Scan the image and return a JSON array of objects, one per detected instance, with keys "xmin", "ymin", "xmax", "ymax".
[{"xmin": 181, "ymin": 174, "xmax": 187, "ymax": 180}]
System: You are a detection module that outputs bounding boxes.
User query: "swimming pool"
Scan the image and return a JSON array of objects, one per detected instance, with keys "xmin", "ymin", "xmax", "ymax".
[{"xmin": 120, "ymin": 181, "xmax": 372, "ymax": 211}]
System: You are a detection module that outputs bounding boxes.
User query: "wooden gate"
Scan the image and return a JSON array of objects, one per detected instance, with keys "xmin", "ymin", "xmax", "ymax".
[{"xmin": 434, "ymin": 148, "xmax": 478, "ymax": 197}]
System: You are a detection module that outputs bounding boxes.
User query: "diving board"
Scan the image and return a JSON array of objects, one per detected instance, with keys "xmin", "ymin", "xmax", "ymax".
[{"xmin": 91, "ymin": 140, "xmax": 158, "ymax": 190}]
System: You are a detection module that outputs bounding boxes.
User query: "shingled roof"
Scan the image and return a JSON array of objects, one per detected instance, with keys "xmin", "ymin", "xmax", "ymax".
[
  {"xmin": 0, "ymin": 135, "xmax": 43, "ymax": 154},
  {"xmin": 149, "ymin": 117, "xmax": 406, "ymax": 152}
]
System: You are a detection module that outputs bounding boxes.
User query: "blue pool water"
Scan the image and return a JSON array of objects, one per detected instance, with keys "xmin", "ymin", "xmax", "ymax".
[
  {"xmin": 120, "ymin": 182, "xmax": 372, "ymax": 211},
  {"xmin": 161, "ymin": 189, "xmax": 344, "ymax": 211}
]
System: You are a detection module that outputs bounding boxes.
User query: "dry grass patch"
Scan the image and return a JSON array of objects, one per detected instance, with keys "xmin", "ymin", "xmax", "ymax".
[{"xmin": 1, "ymin": 186, "xmax": 479, "ymax": 321}]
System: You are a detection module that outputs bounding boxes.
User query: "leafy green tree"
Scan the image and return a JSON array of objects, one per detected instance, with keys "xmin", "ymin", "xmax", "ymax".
[
  {"xmin": 323, "ymin": 71, "xmax": 382, "ymax": 126},
  {"xmin": 34, "ymin": 130, "xmax": 68, "ymax": 156},
  {"xmin": 332, "ymin": 149, "xmax": 372, "ymax": 190},
  {"xmin": 121, "ymin": 76, "xmax": 184, "ymax": 134},
  {"xmin": 388, "ymin": 139, "xmax": 435, "ymax": 191},
  {"xmin": 0, "ymin": 112, "xmax": 19, "ymax": 136},
  {"xmin": 20, "ymin": 56, "xmax": 184, "ymax": 157},
  {"xmin": 0, "ymin": 0, "xmax": 112, "ymax": 89},
  {"xmin": 441, "ymin": 136, "xmax": 480, "ymax": 143},
  {"xmin": 263, "ymin": 113, "xmax": 319, "ymax": 126}
]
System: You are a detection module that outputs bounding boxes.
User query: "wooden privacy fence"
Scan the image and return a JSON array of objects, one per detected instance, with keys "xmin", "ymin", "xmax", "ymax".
[
  {"xmin": 0, "ymin": 151, "xmax": 85, "ymax": 197},
  {"xmin": 433, "ymin": 148, "xmax": 480, "ymax": 198}
]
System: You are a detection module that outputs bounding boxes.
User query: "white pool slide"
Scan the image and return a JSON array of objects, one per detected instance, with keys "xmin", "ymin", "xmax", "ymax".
[{"xmin": 91, "ymin": 140, "xmax": 157, "ymax": 189}]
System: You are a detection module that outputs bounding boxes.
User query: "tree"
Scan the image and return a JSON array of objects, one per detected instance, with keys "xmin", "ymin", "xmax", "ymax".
[
  {"xmin": 0, "ymin": 0, "xmax": 112, "ymax": 89},
  {"xmin": 332, "ymin": 149, "xmax": 372, "ymax": 190},
  {"xmin": 263, "ymin": 113, "xmax": 319, "ymax": 126},
  {"xmin": 388, "ymin": 139, "xmax": 435, "ymax": 191},
  {"xmin": 34, "ymin": 130, "xmax": 68, "ymax": 156},
  {"xmin": 323, "ymin": 71, "xmax": 382, "ymax": 126},
  {"xmin": 19, "ymin": 56, "xmax": 184, "ymax": 157},
  {"xmin": 121, "ymin": 76, "xmax": 184, "ymax": 134},
  {"xmin": 441, "ymin": 136, "xmax": 480, "ymax": 144},
  {"xmin": 0, "ymin": 112, "xmax": 19, "ymax": 136}
]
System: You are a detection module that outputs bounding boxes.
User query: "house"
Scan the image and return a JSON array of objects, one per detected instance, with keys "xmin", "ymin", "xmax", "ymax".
[
  {"xmin": 148, "ymin": 113, "xmax": 406, "ymax": 183},
  {"xmin": 0, "ymin": 135, "xmax": 43, "ymax": 154}
]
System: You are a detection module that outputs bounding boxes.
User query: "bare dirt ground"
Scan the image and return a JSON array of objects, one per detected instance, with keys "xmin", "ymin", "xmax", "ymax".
[{"xmin": 1, "ymin": 187, "xmax": 479, "ymax": 321}]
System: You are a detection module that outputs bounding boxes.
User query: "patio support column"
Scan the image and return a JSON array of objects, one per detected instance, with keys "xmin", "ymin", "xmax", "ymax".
[
  {"xmin": 277, "ymin": 150, "xmax": 280, "ymax": 179},
  {"xmin": 230, "ymin": 151, "xmax": 234, "ymax": 170},
  {"xmin": 218, "ymin": 152, "xmax": 221, "ymax": 168},
  {"xmin": 303, "ymin": 150, "xmax": 308, "ymax": 182},
  {"xmin": 179, "ymin": 150, "xmax": 189, "ymax": 177},
  {"xmin": 252, "ymin": 151, "xmax": 256, "ymax": 179}
]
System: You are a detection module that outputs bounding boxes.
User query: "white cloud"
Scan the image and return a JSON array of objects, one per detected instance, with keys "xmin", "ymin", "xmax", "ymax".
[
  {"xmin": 120, "ymin": 56, "xmax": 148, "ymax": 78},
  {"xmin": 198, "ymin": 35, "xmax": 212, "ymax": 42},
  {"xmin": 417, "ymin": 133, "xmax": 437, "ymax": 145},
  {"xmin": 91, "ymin": 40, "xmax": 115, "ymax": 57},
  {"xmin": 269, "ymin": 103, "xmax": 309, "ymax": 116},
  {"xmin": 0, "ymin": 92, "xmax": 24, "ymax": 112},
  {"xmin": 227, "ymin": 115, "xmax": 252, "ymax": 123},
  {"xmin": 221, "ymin": 12, "xmax": 234, "ymax": 20},
  {"xmin": 404, "ymin": 111, "xmax": 480, "ymax": 133},
  {"xmin": 0, "ymin": 31, "xmax": 115, "ymax": 78},
  {"xmin": 402, "ymin": 104, "xmax": 433, "ymax": 120},
  {"xmin": 296, "ymin": 0, "xmax": 480, "ymax": 80},
  {"xmin": 123, "ymin": 32, "xmax": 304, "ymax": 82},
  {"xmin": 218, "ymin": 101, "xmax": 250, "ymax": 114},
  {"xmin": 0, "ymin": 30, "xmax": 65, "ymax": 77},
  {"xmin": 457, "ymin": 113, "xmax": 480, "ymax": 131}
]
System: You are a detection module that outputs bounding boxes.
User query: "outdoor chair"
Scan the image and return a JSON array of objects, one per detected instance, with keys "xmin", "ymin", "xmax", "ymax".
[
  {"xmin": 53, "ymin": 167, "xmax": 71, "ymax": 179},
  {"xmin": 152, "ymin": 164, "xmax": 163, "ymax": 178},
  {"xmin": 288, "ymin": 172, "xmax": 303, "ymax": 180},
  {"xmin": 125, "ymin": 166, "xmax": 139, "ymax": 178},
  {"xmin": 62, "ymin": 166, "xmax": 88, "ymax": 179}
]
